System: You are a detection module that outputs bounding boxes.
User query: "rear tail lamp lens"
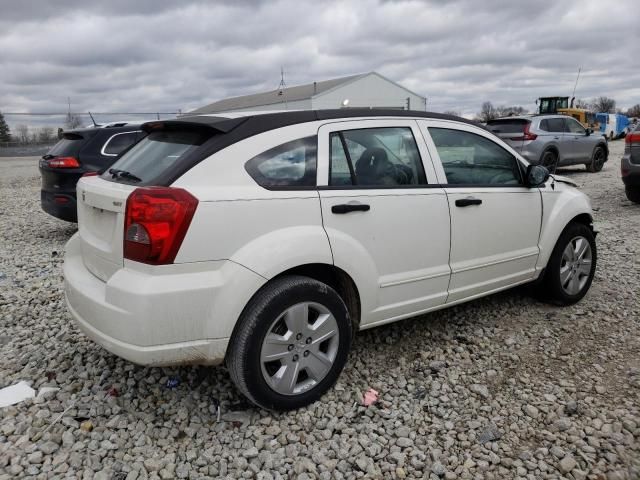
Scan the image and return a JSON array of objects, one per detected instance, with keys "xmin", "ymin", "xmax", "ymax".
[
  {"xmin": 124, "ymin": 187, "xmax": 198, "ymax": 265},
  {"xmin": 46, "ymin": 156, "xmax": 80, "ymax": 168},
  {"xmin": 509, "ymin": 123, "xmax": 537, "ymax": 142}
]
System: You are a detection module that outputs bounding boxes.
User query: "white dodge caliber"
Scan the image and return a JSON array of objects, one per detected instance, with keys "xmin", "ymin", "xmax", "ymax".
[{"xmin": 64, "ymin": 110, "xmax": 597, "ymax": 410}]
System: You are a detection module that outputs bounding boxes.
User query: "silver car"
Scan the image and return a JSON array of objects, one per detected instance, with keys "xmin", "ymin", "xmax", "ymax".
[{"xmin": 487, "ymin": 115, "xmax": 609, "ymax": 172}]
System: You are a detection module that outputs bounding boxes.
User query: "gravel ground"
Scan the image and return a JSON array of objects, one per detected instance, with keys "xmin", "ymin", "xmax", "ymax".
[{"xmin": 1, "ymin": 143, "xmax": 638, "ymax": 480}]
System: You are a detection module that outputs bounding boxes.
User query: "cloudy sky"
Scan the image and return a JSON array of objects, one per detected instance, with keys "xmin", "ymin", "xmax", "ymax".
[{"xmin": 0, "ymin": 0, "xmax": 638, "ymax": 127}]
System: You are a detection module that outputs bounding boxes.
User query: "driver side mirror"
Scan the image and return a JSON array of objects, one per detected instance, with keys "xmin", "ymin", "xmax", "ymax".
[
  {"xmin": 586, "ymin": 128, "xmax": 593, "ymax": 136},
  {"xmin": 526, "ymin": 164, "xmax": 550, "ymax": 187}
]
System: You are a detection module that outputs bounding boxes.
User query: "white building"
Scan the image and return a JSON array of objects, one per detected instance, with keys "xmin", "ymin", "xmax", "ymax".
[{"xmin": 189, "ymin": 72, "xmax": 426, "ymax": 114}]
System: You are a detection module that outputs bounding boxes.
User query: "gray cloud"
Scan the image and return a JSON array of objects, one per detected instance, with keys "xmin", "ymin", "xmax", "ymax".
[{"xmin": 0, "ymin": 0, "xmax": 638, "ymax": 128}]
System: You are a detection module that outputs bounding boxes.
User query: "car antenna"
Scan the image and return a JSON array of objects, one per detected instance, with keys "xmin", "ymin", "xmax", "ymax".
[{"xmin": 88, "ymin": 111, "xmax": 98, "ymax": 127}]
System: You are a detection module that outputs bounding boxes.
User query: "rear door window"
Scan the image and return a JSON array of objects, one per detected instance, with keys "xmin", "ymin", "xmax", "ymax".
[
  {"xmin": 546, "ymin": 118, "xmax": 566, "ymax": 133},
  {"xmin": 329, "ymin": 127, "xmax": 427, "ymax": 187},
  {"xmin": 102, "ymin": 129, "xmax": 211, "ymax": 184},
  {"xmin": 101, "ymin": 131, "xmax": 142, "ymax": 156}
]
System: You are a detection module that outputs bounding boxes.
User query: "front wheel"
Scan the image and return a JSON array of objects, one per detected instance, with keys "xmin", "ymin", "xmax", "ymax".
[
  {"xmin": 587, "ymin": 146, "xmax": 606, "ymax": 172},
  {"xmin": 538, "ymin": 222, "xmax": 597, "ymax": 305},
  {"xmin": 227, "ymin": 275, "xmax": 352, "ymax": 410},
  {"xmin": 541, "ymin": 150, "xmax": 558, "ymax": 173}
]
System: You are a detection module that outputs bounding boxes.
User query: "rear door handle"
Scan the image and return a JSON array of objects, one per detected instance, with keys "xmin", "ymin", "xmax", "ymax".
[
  {"xmin": 331, "ymin": 203, "xmax": 371, "ymax": 214},
  {"xmin": 455, "ymin": 197, "xmax": 482, "ymax": 207}
]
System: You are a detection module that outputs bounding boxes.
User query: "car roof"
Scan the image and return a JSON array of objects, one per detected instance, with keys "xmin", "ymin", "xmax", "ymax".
[{"xmin": 141, "ymin": 109, "xmax": 484, "ymax": 134}]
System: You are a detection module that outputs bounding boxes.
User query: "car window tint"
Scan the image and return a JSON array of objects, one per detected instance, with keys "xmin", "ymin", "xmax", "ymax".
[
  {"xmin": 102, "ymin": 132, "xmax": 140, "ymax": 156},
  {"xmin": 429, "ymin": 128, "xmax": 522, "ymax": 186},
  {"xmin": 565, "ymin": 119, "xmax": 585, "ymax": 134},
  {"xmin": 245, "ymin": 136, "xmax": 317, "ymax": 188},
  {"xmin": 329, "ymin": 127, "xmax": 427, "ymax": 187},
  {"xmin": 547, "ymin": 118, "xmax": 565, "ymax": 133},
  {"xmin": 539, "ymin": 120, "xmax": 549, "ymax": 132}
]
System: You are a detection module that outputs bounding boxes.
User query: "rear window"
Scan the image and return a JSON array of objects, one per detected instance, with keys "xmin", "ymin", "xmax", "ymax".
[
  {"xmin": 47, "ymin": 133, "xmax": 87, "ymax": 157},
  {"xmin": 486, "ymin": 120, "xmax": 529, "ymax": 134},
  {"xmin": 102, "ymin": 129, "xmax": 211, "ymax": 184},
  {"xmin": 540, "ymin": 118, "xmax": 565, "ymax": 132}
]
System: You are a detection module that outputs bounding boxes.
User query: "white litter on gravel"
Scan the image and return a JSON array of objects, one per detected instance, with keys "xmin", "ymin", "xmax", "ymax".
[{"xmin": 0, "ymin": 381, "xmax": 35, "ymax": 407}]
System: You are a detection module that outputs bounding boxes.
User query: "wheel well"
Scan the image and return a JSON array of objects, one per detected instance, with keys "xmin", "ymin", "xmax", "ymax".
[
  {"xmin": 540, "ymin": 146, "xmax": 559, "ymax": 161},
  {"xmin": 570, "ymin": 213, "xmax": 594, "ymax": 231},
  {"xmin": 273, "ymin": 264, "xmax": 361, "ymax": 331},
  {"xmin": 596, "ymin": 142, "xmax": 609, "ymax": 157}
]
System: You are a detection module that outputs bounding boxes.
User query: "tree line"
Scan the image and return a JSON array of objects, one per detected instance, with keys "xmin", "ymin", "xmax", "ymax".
[
  {"xmin": 474, "ymin": 97, "xmax": 640, "ymax": 122},
  {"xmin": 0, "ymin": 110, "xmax": 82, "ymax": 146}
]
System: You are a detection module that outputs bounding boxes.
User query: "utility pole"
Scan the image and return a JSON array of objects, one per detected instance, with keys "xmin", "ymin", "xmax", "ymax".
[{"xmin": 278, "ymin": 66, "xmax": 288, "ymax": 109}]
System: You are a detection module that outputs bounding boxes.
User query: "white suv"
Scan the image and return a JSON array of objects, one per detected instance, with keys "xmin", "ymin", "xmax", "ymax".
[{"xmin": 64, "ymin": 110, "xmax": 597, "ymax": 410}]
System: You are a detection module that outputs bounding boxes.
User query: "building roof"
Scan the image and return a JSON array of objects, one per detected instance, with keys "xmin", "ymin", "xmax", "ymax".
[{"xmin": 189, "ymin": 73, "xmax": 370, "ymax": 114}]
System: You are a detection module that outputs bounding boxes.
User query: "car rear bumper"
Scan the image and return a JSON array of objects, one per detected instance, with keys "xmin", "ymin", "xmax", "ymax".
[
  {"xmin": 621, "ymin": 155, "xmax": 640, "ymax": 187},
  {"xmin": 63, "ymin": 233, "xmax": 265, "ymax": 366},
  {"xmin": 41, "ymin": 190, "xmax": 78, "ymax": 222}
]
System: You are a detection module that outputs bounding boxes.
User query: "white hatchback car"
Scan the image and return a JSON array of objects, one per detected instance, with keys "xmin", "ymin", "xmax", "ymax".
[{"xmin": 64, "ymin": 110, "xmax": 597, "ymax": 410}]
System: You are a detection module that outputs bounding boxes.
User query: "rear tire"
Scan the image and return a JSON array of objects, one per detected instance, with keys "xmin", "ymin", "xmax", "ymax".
[
  {"xmin": 587, "ymin": 146, "xmax": 606, "ymax": 172},
  {"xmin": 538, "ymin": 222, "xmax": 596, "ymax": 305},
  {"xmin": 541, "ymin": 150, "xmax": 559, "ymax": 173},
  {"xmin": 626, "ymin": 186, "xmax": 640, "ymax": 203},
  {"xmin": 227, "ymin": 275, "xmax": 352, "ymax": 411}
]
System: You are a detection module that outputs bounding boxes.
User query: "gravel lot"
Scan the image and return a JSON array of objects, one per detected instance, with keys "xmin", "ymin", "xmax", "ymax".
[{"xmin": 1, "ymin": 141, "xmax": 638, "ymax": 480}]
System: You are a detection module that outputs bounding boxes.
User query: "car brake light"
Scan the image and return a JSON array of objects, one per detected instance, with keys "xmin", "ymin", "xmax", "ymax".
[
  {"xmin": 124, "ymin": 187, "xmax": 198, "ymax": 265},
  {"xmin": 46, "ymin": 156, "xmax": 80, "ymax": 168},
  {"xmin": 626, "ymin": 132, "xmax": 640, "ymax": 144},
  {"xmin": 509, "ymin": 124, "xmax": 537, "ymax": 142}
]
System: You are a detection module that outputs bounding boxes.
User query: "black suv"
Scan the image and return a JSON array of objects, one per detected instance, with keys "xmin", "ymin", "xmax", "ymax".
[{"xmin": 39, "ymin": 123, "xmax": 146, "ymax": 222}]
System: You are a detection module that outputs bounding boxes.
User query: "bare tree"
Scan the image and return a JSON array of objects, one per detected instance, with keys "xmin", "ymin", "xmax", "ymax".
[
  {"xmin": 591, "ymin": 97, "xmax": 616, "ymax": 113},
  {"xmin": 15, "ymin": 124, "xmax": 29, "ymax": 144},
  {"xmin": 626, "ymin": 104, "xmax": 640, "ymax": 118},
  {"xmin": 497, "ymin": 105, "xmax": 526, "ymax": 117},
  {"xmin": 574, "ymin": 98, "xmax": 589, "ymax": 109},
  {"xmin": 0, "ymin": 111, "xmax": 10, "ymax": 142},
  {"xmin": 477, "ymin": 102, "xmax": 497, "ymax": 122},
  {"xmin": 38, "ymin": 127, "xmax": 55, "ymax": 143},
  {"xmin": 443, "ymin": 110, "xmax": 461, "ymax": 117},
  {"xmin": 65, "ymin": 112, "xmax": 82, "ymax": 130}
]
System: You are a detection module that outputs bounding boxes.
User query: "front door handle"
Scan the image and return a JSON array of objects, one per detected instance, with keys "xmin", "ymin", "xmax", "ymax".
[
  {"xmin": 455, "ymin": 197, "xmax": 482, "ymax": 207},
  {"xmin": 331, "ymin": 203, "xmax": 371, "ymax": 214}
]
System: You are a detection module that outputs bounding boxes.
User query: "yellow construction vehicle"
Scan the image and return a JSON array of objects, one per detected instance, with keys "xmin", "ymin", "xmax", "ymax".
[{"xmin": 557, "ymin": 107, "xmax": 599, "ymax": 130}]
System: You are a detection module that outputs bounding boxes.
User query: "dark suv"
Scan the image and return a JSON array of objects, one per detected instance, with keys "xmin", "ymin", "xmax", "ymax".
[{"xmin": 39, "ymin": 123, "xmax": 146, "ymax": 222}]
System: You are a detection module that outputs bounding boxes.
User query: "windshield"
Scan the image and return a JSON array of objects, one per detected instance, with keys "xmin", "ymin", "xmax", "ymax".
[{"xmin": 101, "ymin": 129, "xmax": 212, "ymax": 184}]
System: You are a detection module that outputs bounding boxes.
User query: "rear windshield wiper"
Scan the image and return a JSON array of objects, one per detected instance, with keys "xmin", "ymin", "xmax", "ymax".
[{"xmin": 109, "ymin": 168, "xmax": 141, "ymax": 182}]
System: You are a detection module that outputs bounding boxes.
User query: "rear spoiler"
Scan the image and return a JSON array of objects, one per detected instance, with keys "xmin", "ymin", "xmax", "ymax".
[{"xmin": 141, "ymin": 116, "xmax": 248, "ymax": 134}]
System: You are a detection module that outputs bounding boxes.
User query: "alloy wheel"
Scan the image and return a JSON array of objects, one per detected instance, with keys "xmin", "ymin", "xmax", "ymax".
[
  {"xmin": 260, "ymin": 302, "xmax": 340, "ymax": 396},
  {"xmin": 559, "ymin": 236, "xmax": 592, "ymax": 295}
]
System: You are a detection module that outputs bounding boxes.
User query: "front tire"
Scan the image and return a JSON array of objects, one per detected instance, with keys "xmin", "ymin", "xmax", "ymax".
[
  {"xmin": 227, "ymin": 275, "xmax": 352, "ymax": 411},
  {"xmin": 538, "ymin": 222, "xmax": 597, "ymax": 305},
  {"xmin": 587, "ymin": 146, "xmax": 606, "ymax": 172},
  {"xmin": 626, "ymin": 186, "xmax": 640, "ymax": 203},
  {"xmin": 541, "ymin": 150, "xmax": 559, "ymax": 173}
]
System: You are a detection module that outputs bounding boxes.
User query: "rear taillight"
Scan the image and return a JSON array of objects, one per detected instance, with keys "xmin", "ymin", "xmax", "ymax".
[
  {"xmin": 626, "ymin": 132, "xmax": 640, "ymax": 144},
  {"xmin": 509, "ymin": 123, "xmax": 537, "ymax": 142},
  {"xmin": 46, "ymin": 156, "xmax": 80, "ymax": 168},
  {"xmin": 124, "ymin": 187, "xmax": 198, "ymax": 265},
  {"xmin": 82, "ymin": 171, "xmax": 98, "ymax": 177}
]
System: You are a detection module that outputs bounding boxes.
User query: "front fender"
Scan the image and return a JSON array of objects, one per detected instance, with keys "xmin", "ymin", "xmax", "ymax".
[{"xmin": 537, "ymin": 187, "xmax": 593, "ymax": 271}]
